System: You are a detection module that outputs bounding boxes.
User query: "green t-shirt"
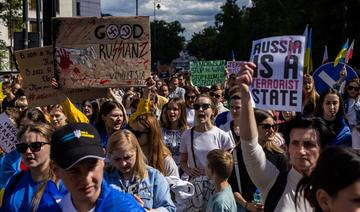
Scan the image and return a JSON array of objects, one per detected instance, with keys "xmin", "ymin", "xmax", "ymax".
[{"xmin": 206, "ymin": 185, "xmax": 237, "ymax": 212}]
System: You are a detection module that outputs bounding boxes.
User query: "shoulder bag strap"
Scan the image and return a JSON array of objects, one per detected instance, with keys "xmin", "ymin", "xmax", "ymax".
[
  {"xmin": 264, "ymin": 171, "xmax": 290, "ymax": 212},
  {"xmin": 190, "ymin": 127, "xmax": 197, "ymax": 168}
]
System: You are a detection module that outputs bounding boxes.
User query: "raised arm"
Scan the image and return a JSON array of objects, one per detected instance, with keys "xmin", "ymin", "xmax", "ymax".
[
  {"xmin": 237, "ymin": 62, "xmax": 257, "ymax": 140},
  {"xmin": 237, "ymin": 62, "xmax": 279, "ymax": 194}
]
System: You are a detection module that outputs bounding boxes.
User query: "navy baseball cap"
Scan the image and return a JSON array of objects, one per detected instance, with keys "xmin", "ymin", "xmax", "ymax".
[{"xmin": 51, "ymin": 123, "xmax": 105, "ymax": 170}]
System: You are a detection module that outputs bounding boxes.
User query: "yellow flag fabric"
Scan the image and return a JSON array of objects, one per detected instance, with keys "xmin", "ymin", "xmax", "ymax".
[{"xmin": 334, "ymin": 40, "xmax": 349, "ymax": 67}]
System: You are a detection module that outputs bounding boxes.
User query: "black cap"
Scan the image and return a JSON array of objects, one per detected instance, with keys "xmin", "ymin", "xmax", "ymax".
[{"xmin": 51, "ymin": 123, "xmax": 105, "ymax": 170}]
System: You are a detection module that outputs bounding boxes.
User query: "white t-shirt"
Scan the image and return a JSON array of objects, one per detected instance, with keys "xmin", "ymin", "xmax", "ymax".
[
  {"xmin": 59, "ymin": 192, "xmax": 95, "ymax": 212},
  {"xmin": 180, "ymin": 126, "xmax": 234, "ymax": 172},
  {"xmin": 164, "ymin": 155, "xmax": 180, "ymax": 177},
  {"xmin": 186, "ymin": 108, "xmax": 195, "ymax": 128}
]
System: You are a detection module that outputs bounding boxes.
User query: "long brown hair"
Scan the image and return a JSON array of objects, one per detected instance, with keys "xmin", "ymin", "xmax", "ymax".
[
  {"xmin": 134, "ymin": 113, "xmax": 171, "ymax": 176},
  {"xmin": 108, "ymin": 130, "xmax": 148, "ymax": 180},
  {"xmin": 18, "ymin": 123, "xmax": 55, "ymax": 212},
  {"xmin": 160, "ymin": 97, "xmax": 187, "ymax": 131}
]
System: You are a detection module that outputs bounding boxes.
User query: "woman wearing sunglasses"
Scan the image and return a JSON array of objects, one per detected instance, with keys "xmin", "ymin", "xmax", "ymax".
[
  {"xmin": 130, "ymin": 113, "xmax": 179, "ymax": 177},
  {"xmin": 0, "ymin": 123, "xmax": 63, "ymax": 211},
  {"xmin": 343, "ymin": 78, "xmax": 360, "ymax": 130},
  {"xmin": 184, "ymin": 87, "xmax": 199, "ymax": 128},
  {"xmin": 211, "ymin": 84, "xmax": 229, "ymax": 115},
  {"xmin": 105, "ymin": 130, "xmax": 176, "ymax": 211},
  {"xmin": 228, "ymin": 108, "xmax": 288, "ymax": 212},
  {"xmin": 180, "ymin": 94, "xmax": 234, "ymax": 211}
]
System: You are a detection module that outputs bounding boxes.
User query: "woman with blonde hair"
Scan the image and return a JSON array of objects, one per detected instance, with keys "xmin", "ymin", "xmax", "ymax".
[
  {"xmin": 302, "ymin": 74, "xmax": 319, "ymax": 115},
  {"xmin": 130, "ymin": 113, "xmax": 179, "ymax": 177},
  {"xmin": 105, "ymin": 130, "xmax": 175, "ymax": 211},
  {"xmin": 0, "ymin": 123, "xmax": 63, "ymax": 211}
]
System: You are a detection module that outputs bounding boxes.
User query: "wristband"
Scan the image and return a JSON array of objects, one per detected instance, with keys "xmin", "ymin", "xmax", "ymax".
[{"xmin": 245, "ymin": 202, "xmax": 248, "ymax": 209}]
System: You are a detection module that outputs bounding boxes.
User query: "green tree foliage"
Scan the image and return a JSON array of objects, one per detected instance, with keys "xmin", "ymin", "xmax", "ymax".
[
  {"xmin": 151, "ymin": 20, "xmax": 185, "ymax": 64},
  {"xmin": 187, "ymin": 0, "xmax": 360, "ymax": 68},
  {"xmin": 0, "ymin": 0, "xmax": 22, "ymax": 40},
  {"xmin": 187, "ymin": 26, "xmax": 219, "ymax": 60}
]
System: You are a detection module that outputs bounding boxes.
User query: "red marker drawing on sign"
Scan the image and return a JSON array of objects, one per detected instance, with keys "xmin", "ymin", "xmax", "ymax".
[
  {"xmin": 100, "ymin": 79, "xmax": 109, "ymax": 84},
  {"xmin": 58, "ymin": 48, "xmax": 73, "ymax": 70},
  {"xmin": 73, "ymin": 67, "xmax": 80, "ymax": 74}
]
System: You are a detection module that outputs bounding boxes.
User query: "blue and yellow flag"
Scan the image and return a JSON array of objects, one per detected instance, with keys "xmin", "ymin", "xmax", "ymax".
[
  {"xmin": 333, "ymin": 39, "xmax": 349, "ymax": 67},
  {"xmin": 303, "ymin": 25, "xmax": 313, "ymax": 74}
]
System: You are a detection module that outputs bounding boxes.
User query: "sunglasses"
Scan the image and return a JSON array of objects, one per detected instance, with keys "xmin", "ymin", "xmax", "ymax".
[
  {"xmin": 131, "ymin": 130, "xmax": 150, "ymax": 138},
  {"xmin": 210, "ymin": 93, "xmax": 222, "ymax": 98},
  {"xmin": 186, "ymin": 95, "xmax": 196, "ymax": 100},
  {"xmin": 347, "ymin": 85, "xmax": 359, "ymax": 91},
  {"xmin": 16, "ymin": 142, "xmax": 50, "ymax": 154},
  {"xmin": 193, "ymin": 103, "xmax": 212, "ymax": 111},
  {"xmin": 258, "ymin": 123, "xmax": 278, "ymax": 131}
]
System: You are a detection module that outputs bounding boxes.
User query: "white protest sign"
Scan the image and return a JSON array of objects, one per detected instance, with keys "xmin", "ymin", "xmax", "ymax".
[
  {"xmin": 250, "ymin": 35, "xmax": 305, "ymax": 112},
  {"xmin": 227, "ymin": 61, "xmax": 244, "ymax": 76},
  {"xmin": 0, "ymin": 113, "xmax": 19, "ymax": 153}
]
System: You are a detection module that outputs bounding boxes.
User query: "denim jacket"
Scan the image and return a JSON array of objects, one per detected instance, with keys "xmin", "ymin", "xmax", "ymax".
[{"xmin": 105, "ymin": 166, "xmax": 176, "ymax": 212}]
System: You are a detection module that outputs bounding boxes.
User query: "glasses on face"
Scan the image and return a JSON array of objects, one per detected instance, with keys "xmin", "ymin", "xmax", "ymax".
[
  {"xmin": 210, "ymin": 92, "xmax": 222, "ymax": 98},
  {"xmin": 258, "ymin": 123, "xmax": 278, "ymax": 131},
  {"xmin": 131, "ymin": 130, "xmax": 150, "ymax": 138},
  {"xmin": 347, "ymin": 85, "xmax": 359, "ymax": 91},
  {"xmin": 16, "ymin": 142, "xmax": 50, "ymax": 154},
  {"xmin": 193, "ymin": 103, "xmax": 212, "ymax": 111},
  {"xmin": 186, "ymin": 95, "xmax": 196, "ymax": 100}
]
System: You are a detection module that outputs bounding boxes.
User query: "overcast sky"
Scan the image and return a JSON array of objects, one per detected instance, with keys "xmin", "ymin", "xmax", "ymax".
[{"xmin": 101, "ymin": 0, "xmax": 252, "ymax": 40}]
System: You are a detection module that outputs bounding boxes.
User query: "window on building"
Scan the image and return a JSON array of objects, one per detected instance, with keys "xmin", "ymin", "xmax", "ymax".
[
  {"xmin": 29, "ymin": 0, "xmax": 41, "ymax": 11},
  {"xmin": 29, "ymin": 21, "xmax": 38, "ymax": 32},
  {"xmin": 76, "ymin": 2, "xmax": 81, "ymax": 16},
  {"xmin": 29, "ymin": 0, "xmax": 36, "ymax": 10}
]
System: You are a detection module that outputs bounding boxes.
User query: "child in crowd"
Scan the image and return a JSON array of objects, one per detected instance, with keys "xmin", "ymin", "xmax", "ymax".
[{"xmin": 206, "ymin": 149, "xmax": 237, "ymax": 212}]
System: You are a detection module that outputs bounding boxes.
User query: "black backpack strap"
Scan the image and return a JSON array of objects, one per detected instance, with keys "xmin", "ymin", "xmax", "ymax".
[
  {"xmin": 190, "ymin": 127, "xmax": 197, "ymax": 168},
  {"xmin": 2, "ymin": 171, "xmax": 25, "ymax": 205},
  {"xmin": 264, "ymin": 171, "xmax": 289, "ymax": 212}
]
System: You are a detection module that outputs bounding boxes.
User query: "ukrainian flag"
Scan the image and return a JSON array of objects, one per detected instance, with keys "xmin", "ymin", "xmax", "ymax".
[
  {"xmin": 333, "ymin": 39, "xmax": 349, "ymax": 67},
  {"xmin": 303, "ymin": 25, "xmax": 313, "ymax": 74}
]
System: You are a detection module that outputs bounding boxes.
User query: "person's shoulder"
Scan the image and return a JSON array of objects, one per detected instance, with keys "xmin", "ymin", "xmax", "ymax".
[
  {"xmin": 181, "ymin": 128, "xmax": 191, "ymax": 137},
  {"xmin": 102, "ymin": 183, "xmax": 144, "ymax": 211},
  {"xmin": 211, "ymin": 126, "xmax": 231, "ymax": 137},
  {"xmin": 146, "ymin": 166, "xmax": 162, "ymax": 176}
]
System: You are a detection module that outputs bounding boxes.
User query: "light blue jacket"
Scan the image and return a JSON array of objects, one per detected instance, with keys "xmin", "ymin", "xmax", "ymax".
[{"xmin": 105, "ymin": 166, "xmax": 176, "ymax": 212}]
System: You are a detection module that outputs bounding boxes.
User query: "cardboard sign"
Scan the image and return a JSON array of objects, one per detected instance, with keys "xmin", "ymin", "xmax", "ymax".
[
  {"xmin": 250, "ymin": 35, "xmax": 305, "ymax": 112},
  {"xmin": 190, "ymin": 60, "xmax": 226, "ymax": 87},
  {"xmin": 0, "ymin": 113, "xmax": 19, "ymax": 153},
  {"xmin": 227, "ymin": 61, "xmax": 244, "ymax": 76},
  {"xmin": 15, "ymin": 46, "xmax": 107, "ymax": 107},
  {"xmin": 53, "ymin": 16, "xmax": 151, "ymax": 88}
]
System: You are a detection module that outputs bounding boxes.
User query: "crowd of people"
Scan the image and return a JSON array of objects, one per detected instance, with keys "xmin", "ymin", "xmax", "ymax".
[{"xmin": 0, "ymin": 63, "xmax": 359, "ymax": 212}]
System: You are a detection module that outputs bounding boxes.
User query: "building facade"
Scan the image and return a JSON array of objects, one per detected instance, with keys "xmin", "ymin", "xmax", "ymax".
[{"xmin": 0, "ymin": 0, "xmax": 100, "ymax": 71}]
